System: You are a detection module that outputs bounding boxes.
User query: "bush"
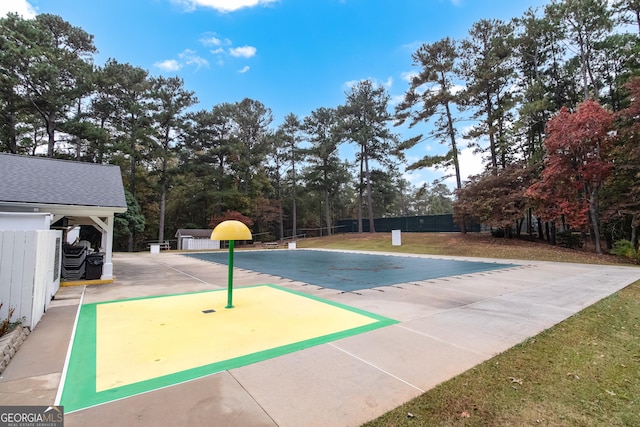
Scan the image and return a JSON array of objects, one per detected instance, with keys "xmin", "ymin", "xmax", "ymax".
[
  {"xmin": 611, "ymin": 239, "xmax": 640, "ymax": 264},
  {"xmin": 556, "ymin": 230, "xmax": 584, "ymax": 249},
  {"xmin": 491, "ymin": 228, "xmax": 506, "ymax": 238}
]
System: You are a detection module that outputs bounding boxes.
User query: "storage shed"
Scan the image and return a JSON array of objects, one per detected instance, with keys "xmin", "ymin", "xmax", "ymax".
[{"xmin": 175, "ymin": 229, "xmax": 219, "ymax": 250}]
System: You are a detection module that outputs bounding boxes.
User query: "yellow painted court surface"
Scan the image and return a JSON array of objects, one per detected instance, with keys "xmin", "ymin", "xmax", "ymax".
[{"xmin": 95, "ymin": 286, "xmax": 379, "ymax": 392}]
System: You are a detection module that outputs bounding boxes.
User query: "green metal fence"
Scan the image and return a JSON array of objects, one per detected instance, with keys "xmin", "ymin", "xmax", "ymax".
[{"xmin": 336, "ymin": 214, "xmax": 480, "ymax": 233}]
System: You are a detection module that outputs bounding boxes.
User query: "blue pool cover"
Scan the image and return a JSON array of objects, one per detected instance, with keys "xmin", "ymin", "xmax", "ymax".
[{"xmin": 185, "ymin": 250, "xmax": 515, "ymax": 292}]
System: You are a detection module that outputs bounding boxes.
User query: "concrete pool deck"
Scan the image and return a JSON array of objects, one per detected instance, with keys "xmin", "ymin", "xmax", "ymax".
[{"xmin": 1, "ymin": 249, "xmax": 639, "ymax": 426}]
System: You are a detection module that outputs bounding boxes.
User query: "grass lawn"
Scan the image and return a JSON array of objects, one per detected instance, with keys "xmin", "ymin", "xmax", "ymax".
[
  {"xmin": 297, "ymin": 232, "xmax": 625, "ymax": 265},
  {"xmin": 298, "ymin": 233, "xmax": 640, "ymax": 426}
]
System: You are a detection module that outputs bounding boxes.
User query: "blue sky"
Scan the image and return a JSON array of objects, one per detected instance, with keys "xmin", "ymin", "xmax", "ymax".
[{"xmin": 3, "ymin": 0, "xmax": 549, "ymax": 188}]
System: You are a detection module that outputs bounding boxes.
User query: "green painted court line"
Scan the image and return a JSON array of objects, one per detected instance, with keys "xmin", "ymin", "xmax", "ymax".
[
  {"xmin": 59, "ymin": 284, "xmax": 398, "ymax": 413},
  {"xmin": 262, "ymin": 284, "xmax": 395, "ymax": 323}
]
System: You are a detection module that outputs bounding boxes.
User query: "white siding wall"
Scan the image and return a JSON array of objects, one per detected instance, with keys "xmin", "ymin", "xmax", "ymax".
[{"xmin": 0, "ymin": 212, "xmax": 52, "ymax": 231}]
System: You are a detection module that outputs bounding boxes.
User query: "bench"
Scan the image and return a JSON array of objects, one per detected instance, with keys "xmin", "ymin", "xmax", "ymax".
[
  {"xmin": 262, "ymin": 242, "xmax": 279, "ymax": 249},
  {"xmin": 148, "ymin": 241, "xmax": 171, "ymax": 251}
]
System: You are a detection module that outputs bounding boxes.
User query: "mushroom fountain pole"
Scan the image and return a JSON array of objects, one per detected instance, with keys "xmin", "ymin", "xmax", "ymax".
[{"xmin": 210, "ymin": 220, "xmax": 252, "ymax": 309}]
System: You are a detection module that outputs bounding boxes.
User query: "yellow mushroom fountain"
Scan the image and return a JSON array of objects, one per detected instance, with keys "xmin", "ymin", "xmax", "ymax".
[{"xmin": 210, "ymin": 220, "xmax": 252, "ymax": 308}]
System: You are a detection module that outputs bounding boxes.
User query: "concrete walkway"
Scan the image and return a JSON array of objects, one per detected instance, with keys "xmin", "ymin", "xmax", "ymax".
[{"xmin": 1, "ymin": 250, "xmax": 639, "ymax": 426}]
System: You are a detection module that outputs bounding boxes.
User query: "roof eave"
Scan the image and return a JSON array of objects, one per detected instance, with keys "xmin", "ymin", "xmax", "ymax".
[{"xmin": 0, "ymin": 201, "xmax": 127, "ymax": 216}]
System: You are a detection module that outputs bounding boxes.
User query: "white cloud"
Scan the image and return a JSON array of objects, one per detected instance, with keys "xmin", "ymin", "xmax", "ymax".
[
  {"xmin": 178, "ymin": 49, "xmax": 209, "ymax": 69},
  {"xmin": 401, "ymin": 40, "xmax": 424, "ymax": 53},
  {"xmin": 229, "ymin": 45, "xmax": 257, "ymax": 58},
  {"xmin": 450, "ymin": 84, "xmax": 464, "ymax": 95},
  {"xmin": 202, "ymin": 33, "xmax": 256, "ymax": 62},
  {"xmin": 401, "ymin": 70, "xmax": 419, "ymax": 83},
  {"xmin": 403, "ymin": 169, "xmax": 427, "ymax": 189},
  {"xmin": 238, "ymin": 65, "xmax": 250, "ymax": 73},
  {"xmin": 404, "ymin": 132, "xmax": 484, "ymax": 189},
  {"xmin": 155, "ymin": 49, "xmax": 209, "ymax": 72},
  {"xmin": 400, "ymin": 70, "xmax": 465, "ymax": 95},
  {"xmin": 443, "ymin": 146, "xmax": 485, "ymax": 187},
  {"xmin": 201, "ymin": 36, "xmax": 222, "ymax": 46},
  {"xmin": 1, "ymin": 0, "xmax": 37, "ymax": 18},
  {"xmin": 200, "ymin": 34, "xmax": 232, "ymax": 47},
  {"xmin": 173, "ymin": 0, "xmax": 278, "ymax": 13},
  {"xmin": 458, "ymin": 146, "xmax": 485, "ymax": 179},
  {"xmin": 343, "ymin": 79, "xmax": 359, "ymax": 90},
  {"xmin": 154, "ymin": 59, "xmax": 182, "ymax": 72},
  {"xmin": 412, "ymin": 82, "xmax": 466, "ymax": 98}
]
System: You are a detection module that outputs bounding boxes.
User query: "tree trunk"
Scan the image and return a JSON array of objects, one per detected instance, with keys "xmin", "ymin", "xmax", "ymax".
[
  {"xmin": 445, "ymin": 101, "xmax": 462, "ymax": 190},
  {"xmin": 537, "ymin": 217, "xmax": 544, "ymax": 240},
  {"xmin": 158, "ymin": 178, "xmax": 166, "ymax": 244},
  {"xmin": 516, "ymin": 218, "xmax": 523, "ymax": 237},
  {"xmin": 364, "ymin": 150, "xmax": 375, "ymax": 233},
  {"xmin": 589, "ymin": 187, "xmax": 602, "ymax": 254},
  {"xmin": 325, "ymin": 189, "xmax": 331, "ymax": 236},
  {"xmin": 357, "ymin": 148, "xmax": 364, "ymax": 233},
  {"xmin": 486, "ymin": 93, "xmax": 498, "ymax": 173},
  {"xmin": 278, "ymin": 198, "xmax": 284, "ymax": 241},
  {"xmin": 291, "ymin": 146, "xmax": 298, "ymax": 239},
  {"xmin": 46, "ymin": 112, "xmax": 56, "ymax": 157},
  {"xmin": 292, "ymin": 180, "xmax": 297, "ymax": 239},
  {"xmin": 7, "ymin": 108, "xmax": 17, "ymax": 154},
  {"xmin": 629, "ymin": 213, "xmax": 639, "ymax": 250},
  {"xmin": 579, "ymin": 36, "xmax": 590, "ymax": 101},
  {"xmin": 129, "ymin": 151, "xmax": 136, "ymax": 195},
  {"xmin": 446, "ymin": 101, "xmax": 466, "ymax": 234}
]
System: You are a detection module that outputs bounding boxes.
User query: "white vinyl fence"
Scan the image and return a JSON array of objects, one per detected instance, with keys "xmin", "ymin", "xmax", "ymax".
[{"xmin": 0, "ymin": 230, "xmax": 62, "ymax": 330}]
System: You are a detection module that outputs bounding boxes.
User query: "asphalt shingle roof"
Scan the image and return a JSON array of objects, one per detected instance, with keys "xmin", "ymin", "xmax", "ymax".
[
  {"xmin": 175, "ymin": 229, "xmax": 213, "ymax": 238},
  {"xmin": 0, "ymin": 154, "xmax": 126, "ymax": 208}
]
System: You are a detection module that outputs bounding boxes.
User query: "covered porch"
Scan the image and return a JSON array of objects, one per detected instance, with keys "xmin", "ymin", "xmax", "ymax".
[{"xmin": 0, "ymin": 154, "xmax": 127, "ymax": 281}]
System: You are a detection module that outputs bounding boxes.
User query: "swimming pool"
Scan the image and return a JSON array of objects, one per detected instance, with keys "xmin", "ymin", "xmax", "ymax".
[{"xmin": 185, "ymin": 250, "xmax": 515, "ymax": 292}]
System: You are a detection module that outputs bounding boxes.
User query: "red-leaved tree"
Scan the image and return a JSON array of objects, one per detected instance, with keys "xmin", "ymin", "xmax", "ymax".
[
  {"xmin": 525, "ymin": 100, "xmax": 615, "ymax": 253},
  {"xmin": 209, "ymin": 210, "xmax": 254, "ymax": 229},
  {"xmin": 454, "ymin": 162, "xmax": 536, "ymax": 236}
]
